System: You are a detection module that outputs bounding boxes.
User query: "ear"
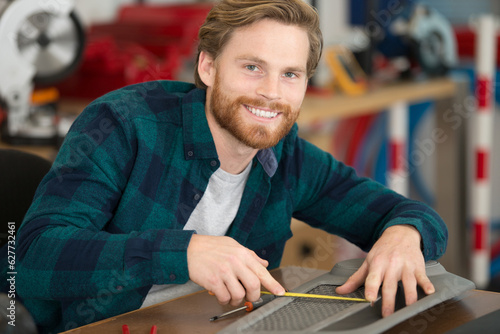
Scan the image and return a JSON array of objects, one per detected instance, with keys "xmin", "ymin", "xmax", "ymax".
[{"xmin": 198, "ymin": 51, "xmax": 216, "ymax": 88}]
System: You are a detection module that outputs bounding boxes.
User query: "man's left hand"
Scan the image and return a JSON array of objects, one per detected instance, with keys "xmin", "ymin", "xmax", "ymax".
[{"xmin": 335, "ymin": 225, "xmax": 435, "ymax": 317}]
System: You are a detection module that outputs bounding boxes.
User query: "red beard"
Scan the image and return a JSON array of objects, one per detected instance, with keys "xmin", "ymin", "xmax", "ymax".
[{"xmin": 209, "ymin": 75, "xmax": 299, "ymax": 149}]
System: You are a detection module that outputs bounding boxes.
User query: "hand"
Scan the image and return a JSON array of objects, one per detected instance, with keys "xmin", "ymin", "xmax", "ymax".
[
  {"xmin": 335, "ymin": 225, "xmax": 435, "ymax": 317},
  {"xmin": 187, "ymin": 234, "xmax": 286, "ymax": 306}
]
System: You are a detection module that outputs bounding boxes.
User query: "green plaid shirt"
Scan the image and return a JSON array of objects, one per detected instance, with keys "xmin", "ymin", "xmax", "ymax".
[{"xmin": 13, "ymin": 80, "xmax": 447, "ymax": 333}]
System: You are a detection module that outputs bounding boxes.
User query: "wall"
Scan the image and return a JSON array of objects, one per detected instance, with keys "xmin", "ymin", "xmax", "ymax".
[{"xmin": 74, "ymin": 0, "xmax": 204, "ymax": 25}]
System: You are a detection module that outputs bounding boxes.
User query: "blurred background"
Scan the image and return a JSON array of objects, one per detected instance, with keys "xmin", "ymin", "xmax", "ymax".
[{"xmin": 1, "ymin": 0, "xmax": 499, "ymax": 291}]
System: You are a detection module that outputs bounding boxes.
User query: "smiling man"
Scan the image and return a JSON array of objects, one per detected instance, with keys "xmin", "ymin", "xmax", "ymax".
[
  {"xmin": 13, "ymin": 0, "xmax": 447, "ymax": 333},
  {"xmin": 202, "ymin": 20, "xmax": 307, "ymax": 153}
]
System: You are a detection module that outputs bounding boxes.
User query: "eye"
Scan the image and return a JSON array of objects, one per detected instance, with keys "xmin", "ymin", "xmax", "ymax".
[
  {"xmin": 284, "ymin": 72, "xmax": 298, "ymax": 79},
  {"xmin": 246, "ymin": 64, "xmax": 259, "ymax": 72}
]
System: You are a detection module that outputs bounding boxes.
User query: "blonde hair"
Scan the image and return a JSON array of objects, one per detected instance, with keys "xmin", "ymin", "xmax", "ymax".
[{"xmin": 194, "ymin": 0, "xmax": 323, "ymax": 89}]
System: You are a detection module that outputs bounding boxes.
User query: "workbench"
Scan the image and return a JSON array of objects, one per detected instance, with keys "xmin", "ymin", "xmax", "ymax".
[{"xmin": 60, "ymin": 266, "xmax": 500, "ymax": 334}]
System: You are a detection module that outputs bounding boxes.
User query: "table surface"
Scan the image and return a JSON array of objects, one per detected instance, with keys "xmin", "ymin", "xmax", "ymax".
[{"xmin": 61, "ymin": 266, "xmax": 500, "ymax": 334}]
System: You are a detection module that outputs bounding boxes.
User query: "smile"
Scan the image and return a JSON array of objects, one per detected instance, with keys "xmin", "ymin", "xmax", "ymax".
[{"xmin": 246, "ymin": 105, "xmax": 279, "ymax": 119}]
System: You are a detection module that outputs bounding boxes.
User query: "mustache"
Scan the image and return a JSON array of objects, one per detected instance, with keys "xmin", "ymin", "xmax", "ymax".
[{"xmin": 235, "ymin": 96, "xmax": 292, "ymax": 114}]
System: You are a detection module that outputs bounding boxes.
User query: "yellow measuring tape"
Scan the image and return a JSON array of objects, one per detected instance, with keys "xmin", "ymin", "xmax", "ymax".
[{"xmin": 260, "ymin": 291, "xmax": 369, "ymax": 303}]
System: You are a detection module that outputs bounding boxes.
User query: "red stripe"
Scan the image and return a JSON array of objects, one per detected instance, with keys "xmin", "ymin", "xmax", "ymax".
[
  {"xmin": 477, "ymin": 77, "xmax": 492, "ymax": 109},
  {"xmin": 473, "ymin": 221, "xmax": 487, "ymax": 251},
  {"xmin": 389, "ymin": 141, "xmax": 404, "ymax": 171},
  {"xmin": 476, "ymin": 150, "xmax": 489, "ymax": 180},
  {"xmin": 345, "ymin": 115, "xmax": 375, "ymax": 167}
]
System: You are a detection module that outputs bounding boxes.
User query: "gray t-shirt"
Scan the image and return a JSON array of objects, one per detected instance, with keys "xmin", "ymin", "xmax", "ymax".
[{"xmin": 141, "ymin": 163, "xmax": 252, "ymax": 308}]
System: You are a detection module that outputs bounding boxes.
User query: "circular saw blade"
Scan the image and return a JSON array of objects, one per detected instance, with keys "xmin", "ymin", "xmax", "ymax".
[{"xmin": 16, "ymin": 11, "xmax": 85, "ymax": 85}]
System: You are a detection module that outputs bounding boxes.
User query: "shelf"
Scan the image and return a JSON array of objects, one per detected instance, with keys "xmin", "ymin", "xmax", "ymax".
[{"xmin": 298, "ymin": 77, "xmax": 457, "ymax": 125}]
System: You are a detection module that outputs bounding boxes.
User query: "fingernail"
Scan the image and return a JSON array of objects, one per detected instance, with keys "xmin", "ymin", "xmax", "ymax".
[{"xmin": 275, "ymin": 287, "xmax": 286, "ymax": 295}]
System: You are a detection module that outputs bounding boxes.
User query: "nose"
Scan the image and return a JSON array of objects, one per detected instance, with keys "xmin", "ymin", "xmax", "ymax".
[{"xmin": 256, "ymin": 75, "xmax": 281, "ymax": 101}]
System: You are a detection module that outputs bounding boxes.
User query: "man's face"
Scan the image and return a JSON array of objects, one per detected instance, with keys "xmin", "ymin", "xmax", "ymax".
[{"xmin": 205, "ymin": 19, "xmax": 310, "ymax": 149}]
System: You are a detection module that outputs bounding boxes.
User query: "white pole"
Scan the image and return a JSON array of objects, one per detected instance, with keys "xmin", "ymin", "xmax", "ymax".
[
  {"xmin": 471, "ymin": 15, "xmax": 497, "ymax": 289},
  {"xmin": 387, "ymin": 101, "xmax": 409, "ymax": 197}
]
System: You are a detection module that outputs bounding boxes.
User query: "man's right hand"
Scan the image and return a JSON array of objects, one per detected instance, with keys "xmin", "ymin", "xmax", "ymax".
[{"xmin": 187, "ymin": 234, "xmax": 286, "ymax": 306}]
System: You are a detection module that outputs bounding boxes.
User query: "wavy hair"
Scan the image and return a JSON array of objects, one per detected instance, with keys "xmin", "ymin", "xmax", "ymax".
[{"xmin": 194, "ymin": 0, "xmax": 323, "ymax": 89}]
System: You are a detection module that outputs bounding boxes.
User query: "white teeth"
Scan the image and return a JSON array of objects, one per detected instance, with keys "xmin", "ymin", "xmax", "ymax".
[{"xmin": 248, "ymin": 106, "xmax": 278, "ymax": 119}]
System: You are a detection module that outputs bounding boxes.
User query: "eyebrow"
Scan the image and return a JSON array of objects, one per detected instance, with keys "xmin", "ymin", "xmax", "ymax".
[{"xmin": 235, "ymin": 55, "xmax": 307, "ymax": 74}]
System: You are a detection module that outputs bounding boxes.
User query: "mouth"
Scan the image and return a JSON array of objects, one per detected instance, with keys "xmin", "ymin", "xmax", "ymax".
[{"xmin": 245, "ymin": 105, "xmax": 280, "ymax": 119}]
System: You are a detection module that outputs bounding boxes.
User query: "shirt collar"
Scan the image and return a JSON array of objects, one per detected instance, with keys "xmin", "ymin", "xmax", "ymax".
[
  {"xmin": 181, "ymin": 86, "xmax": 280, "ymax": 178},
  {"xmin": 182, "ymin": 87, "xmax": 219, "ymax": 160},
  {"xmin": 256, "ymin": 149, "xmax": 278, "ymax": 178}
]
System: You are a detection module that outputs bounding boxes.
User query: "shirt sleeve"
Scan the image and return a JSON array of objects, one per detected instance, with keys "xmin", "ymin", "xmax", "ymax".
[
  {"xmin": 16, "ymin": 101, "xmax": 194, "ymax": 301},
  {"xmin": 288, "ymin": 135, "xmax": 448, "ymax": 261}
]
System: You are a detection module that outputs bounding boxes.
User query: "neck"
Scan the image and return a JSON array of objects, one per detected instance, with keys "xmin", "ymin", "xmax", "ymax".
[{"xmin": 205, "ymin": 105, "xmax": 258, "ymax": 175}]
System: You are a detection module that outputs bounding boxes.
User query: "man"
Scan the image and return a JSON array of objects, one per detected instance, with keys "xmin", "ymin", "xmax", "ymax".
[{"xmin": 14, "ymin": 0, "xmax": 447, "ymax": 332}]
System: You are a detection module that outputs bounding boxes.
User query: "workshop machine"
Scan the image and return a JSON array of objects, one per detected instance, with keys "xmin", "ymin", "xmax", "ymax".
[
  {"xmin": 383, "ymin": 3, "xmax": 458, "ymax": 76},
  {"xmin": 218, "ymin": 259, "xmax": 475, "ymax": 334},
  {"xmin": 350, "ymin": 0, "xmax": 457, "ymax": 78},
  {"xmin": 0, "ymin": 0, "xmax": 85, "ymax": 145}
]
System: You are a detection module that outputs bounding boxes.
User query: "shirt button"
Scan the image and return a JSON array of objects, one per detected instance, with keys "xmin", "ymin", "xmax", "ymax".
[
  {"xmin": 116, "ymin": 285, "xmax": 123, "ymax": 291},
  {"xmin": 187, "ymin": 151, "xmax": 194, "ymax": 157},
  {"xmin": 194, "ymin": 194, "xmax": 201, "ymax": 201},
  {"xmin": 210, "ymin": 160, "xmax": 217, "ymax": 167},
  {"xmin": 169, "ymin": 274, "xmax": 176, "ymax": 281}
]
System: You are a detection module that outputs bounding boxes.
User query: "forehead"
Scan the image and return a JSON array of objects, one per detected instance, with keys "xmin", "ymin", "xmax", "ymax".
[{"xmin": 219, "ymin": 19, "xmax": 309, "ymax": 71}]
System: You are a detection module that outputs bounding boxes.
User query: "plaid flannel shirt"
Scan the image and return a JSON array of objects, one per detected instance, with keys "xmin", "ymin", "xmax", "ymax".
[{"xmin": 12, "ymin": 80, "xmax": 447, "ymax": 333}]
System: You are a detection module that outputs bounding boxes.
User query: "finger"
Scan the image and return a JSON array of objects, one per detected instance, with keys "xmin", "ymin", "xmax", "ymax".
[
  {"xmin": 380, "ymin": 274, "xmax": 398, "ymax": 317},
  {"xmin": 258, "ymin": 270, "xmax": 285, "ymax": 296},
  {"xmin": 416, "ymin": 269, "xmax": 435, "ymax": 295},
  {"xmin": 248, "ymin": 260, "xmax": 285, "ymax": 296},
  {"xmin": 223, "ymin": 277, "xmax": 247, "ymax": 306},
  {"xmin": 253, "ymin": 253, "xmax": 269, "ymax": 268},
  {"xmin": 363, "ymin": 265, "xmax": 384, "ymax": 303},
  {"xmin": 224, "ymin": 253, "xmax": 262, "ymax": 304},
  {"xmin": 237, "ymin": 272, "xmax": 262, "ymax": 302},
  {"xmin": 245, "ymin": 250, "xmax": 285, "ymax": 296},
  {"xmin": 209, "ymin": 259, "xmax": 244, "ymax": 306},
  {"xmin": 210, "ymin": 281, "xmax": 231, "ymax": 306},
  {"xmin": 401, "ymin": 271, "xmax": 418, "ymax": 306},
  {"xmin": 336, "ymin": 261, "xmax": 369, "ymax": 295}
]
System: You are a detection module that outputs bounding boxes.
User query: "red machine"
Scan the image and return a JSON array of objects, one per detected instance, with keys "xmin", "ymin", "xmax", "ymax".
[{"xmin": 56, "ymin": 4, "xmax": 213, "ymax": 99}]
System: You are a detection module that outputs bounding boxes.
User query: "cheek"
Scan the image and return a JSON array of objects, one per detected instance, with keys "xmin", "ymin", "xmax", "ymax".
[
  {"xmin": 218, "ymin": 69, "xmax": 255, "ymax": 94},
  {"xmin": 235, "ymin": 78, "xmax": 261, "ymax": 95}
]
